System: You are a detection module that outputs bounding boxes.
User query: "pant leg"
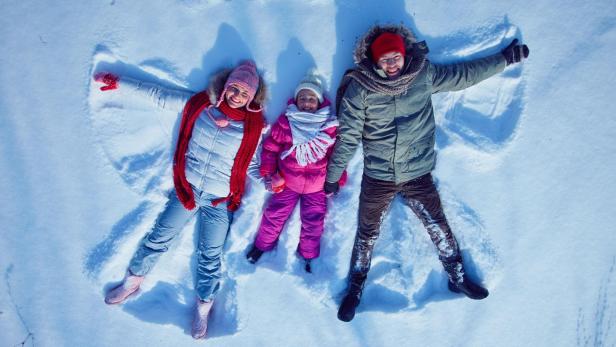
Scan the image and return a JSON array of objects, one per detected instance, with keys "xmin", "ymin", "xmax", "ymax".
[
  {"xmin": 254, "ymin": 187, "xmax": 301, "ymax": 251},
  {"xmin": 297, "ymin": 190, "xmax": 327, "ymax": 260},
  {"xmin": 399, "ymin": 173, "xmax": 461, "ymax": 262},
  {"xmin": 128, "ymin": 190, "xmax": 197, "ymax": 276},
  {"xmin": 348, "ymin": 175, "xmax": 397, "ymax": 281},
  {"xmin": 194, "ymin": 198, "xmax": 234, "ymax": 301}
]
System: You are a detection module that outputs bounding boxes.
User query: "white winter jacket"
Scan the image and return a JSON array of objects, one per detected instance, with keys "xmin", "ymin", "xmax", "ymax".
[{"xmin": 121, "ymin": 77, "xmax": 262, "ymax": 200}]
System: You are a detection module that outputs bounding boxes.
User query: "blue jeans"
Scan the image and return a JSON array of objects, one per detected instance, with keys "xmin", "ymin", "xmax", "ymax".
[{"xmin": 128, "ymin": 189, "xmax": 233, "ymax": 301}]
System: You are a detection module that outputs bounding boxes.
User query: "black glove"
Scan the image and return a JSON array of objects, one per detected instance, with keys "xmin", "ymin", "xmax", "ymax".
[
  {"xmin": 324, "ymin": 181, "xmax": 340, "ymax": 196},
  {"xmin": 502, "ymin": 39, "xmax": 529, "ymax": 65}
]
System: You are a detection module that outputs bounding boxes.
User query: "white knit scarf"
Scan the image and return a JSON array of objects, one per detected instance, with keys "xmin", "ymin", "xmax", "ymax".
[{"xmin": 280, "ymin": 104, "xmax": 338, "ymax": 166}]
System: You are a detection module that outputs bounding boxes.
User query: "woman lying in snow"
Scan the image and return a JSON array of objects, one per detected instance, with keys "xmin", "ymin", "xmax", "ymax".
[
  {"xmin": 245, "ymin": 70, "xmax": 347, "ymax": 273},
  {"xmin": 94, "ymin": 61, "xmax": 266, "ymax": 340}
]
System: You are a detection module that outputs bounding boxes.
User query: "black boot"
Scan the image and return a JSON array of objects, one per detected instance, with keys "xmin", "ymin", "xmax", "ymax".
[
  {"xmin": 304, "ymin": 259, "xmax": 312, "ymax": 273},
  {"xmin": 443, "ymin": 257, "xmax": 488, "ymax": 300},
  {"xmin": 337, "ymin": 274, "xmax": 366, "ymax": 322},
  {"xmin": 448, "ymin": 275, "xmax": 489, "ymax": 300},
  {"xmin": 246, "ymin": 245, "xmax": 264, "ymax": 264}
]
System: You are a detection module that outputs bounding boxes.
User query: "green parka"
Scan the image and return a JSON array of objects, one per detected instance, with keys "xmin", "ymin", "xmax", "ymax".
[{"xmin": 326, "ymin": 26, "xmax": 507, "ymax": 184}]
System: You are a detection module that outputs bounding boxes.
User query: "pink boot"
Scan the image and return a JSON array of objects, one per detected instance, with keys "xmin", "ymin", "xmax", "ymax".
[
  {"xmin": 191, "ymin": 298, "xmax": 214, "ymax": 339},
  {"xmin": 104, "ymin": 273, "xmax": 144, "ymax": 305}
]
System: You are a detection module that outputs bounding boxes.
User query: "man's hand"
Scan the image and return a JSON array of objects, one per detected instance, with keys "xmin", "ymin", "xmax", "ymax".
[
  {"xmin": 324, "ymin": 181, "xmax": 340, "ymax": 197},
  {"xmin": 502, "ymin": 39, "xmax": 529, "ymax": 66},
  {"xmin": 94, "ymin": 72, "xmax": 119, "ymax": 91}
]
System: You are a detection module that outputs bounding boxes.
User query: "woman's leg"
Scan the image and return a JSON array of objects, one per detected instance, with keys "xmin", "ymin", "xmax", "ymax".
[
  {"xmin": 254, "ymin": 187, "xmax": 300, "ymax": 252},
  {"xmin": 128, "ymin": 190, "xmax": 197, "ymax": 276},
  {"xmin": 194, "ymin": 200, "xmax": 234, "ymax": 301}
]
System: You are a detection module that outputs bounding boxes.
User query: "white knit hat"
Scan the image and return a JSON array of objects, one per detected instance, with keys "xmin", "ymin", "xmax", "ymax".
[{"xmin": 294, "ymin": 69, "xmax": 324, "ymax": 103}]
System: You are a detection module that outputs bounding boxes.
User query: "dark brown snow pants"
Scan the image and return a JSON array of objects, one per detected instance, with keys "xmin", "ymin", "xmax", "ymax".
[{"xmin": 347, "ymin": 173, "xmax": 461, "ymax": 286}]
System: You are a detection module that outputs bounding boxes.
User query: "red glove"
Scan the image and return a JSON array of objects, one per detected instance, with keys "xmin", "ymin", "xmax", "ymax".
[{"xmin": 94, "ymin": 72, "xmax": 119, "ymax": 91}]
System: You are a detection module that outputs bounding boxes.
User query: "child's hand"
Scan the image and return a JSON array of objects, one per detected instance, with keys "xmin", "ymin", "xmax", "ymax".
[
  {"xmin": 94, "ymin": 72, "xmax": 119, "ymax": 91},
  {"xmin": 263, "ymin": 175, "xmax": 274, "ymax": 192},
  {"xmin": 264, "ymin": 173, "xmax": 285, "ymax": 193},
  {"xmin": 270, "ymin": 173, "xmax": 285, "ymax": 193}
]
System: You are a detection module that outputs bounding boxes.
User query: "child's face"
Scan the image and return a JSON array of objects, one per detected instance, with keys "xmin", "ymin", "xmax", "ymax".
[
  {"xmin": 376, "ymin": 51, "xmax": 405, "ymax": 78},
  {"xmin": 296, "ymin": 89, "xmax": 320, "ymax": 113},
  {"xmin": 225, "ymin": 84, "xmax": 251, "ymax": 109}
]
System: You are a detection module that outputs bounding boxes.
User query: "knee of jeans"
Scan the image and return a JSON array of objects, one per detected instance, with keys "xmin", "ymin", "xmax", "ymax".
[
  {"xmin": 197, "ymin": 246, "xmax": 224, "ymax": 260},
  {"xmin": 143, "ymin": 235, "xmax": 171, "ymax": 251}
]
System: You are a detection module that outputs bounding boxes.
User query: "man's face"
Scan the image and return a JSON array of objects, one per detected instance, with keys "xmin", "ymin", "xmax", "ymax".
[{"xmin": 376, "ymin": 51, "xmax": 405, "ymax": 78}]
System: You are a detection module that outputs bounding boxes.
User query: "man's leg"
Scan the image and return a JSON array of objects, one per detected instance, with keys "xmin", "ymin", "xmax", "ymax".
[
  {"xmin": 400, "ymin": 173, "xmax": 488, "ymax": 299},
  {"xmin": 338, "ymin": 175, "xmax": 397, "ymax": 322}
]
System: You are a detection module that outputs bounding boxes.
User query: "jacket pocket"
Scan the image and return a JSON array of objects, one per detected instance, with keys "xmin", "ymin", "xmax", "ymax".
[{"xmin": 400, "ymin": 137, "xmax": 435, "ymax": 173}]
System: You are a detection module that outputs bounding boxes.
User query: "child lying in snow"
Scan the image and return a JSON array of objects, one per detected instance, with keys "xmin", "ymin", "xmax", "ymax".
[{"xmin": 246, "ymin": 70, "xmax": 346, "ymax": 272}]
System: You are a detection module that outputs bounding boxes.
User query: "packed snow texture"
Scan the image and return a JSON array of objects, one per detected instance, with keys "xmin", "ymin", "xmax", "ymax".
[{"xmin": 1, "ymin": 1, "xmax": 615, "ymax": 346}]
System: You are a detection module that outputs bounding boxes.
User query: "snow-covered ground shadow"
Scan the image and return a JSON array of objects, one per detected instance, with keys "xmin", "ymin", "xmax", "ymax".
[
  {"xmin": 84, "ymin": 201, "xmax": 153, "ymax": 278},
  {"xmin": 120, "ymin": 278, "xmax": 241, "ymax": 338},
  {"xmin": 185, "ymin": 22, "xmax": 255, "ymax": 91},
  {"xmin": 122, "ymin": 281, "xmax": 193, "ymax": 331},
  {"xmin": 267, "ymin": 37, "xmax": 318, "ymax": 119},
  {"xmin": 576, "ymin": 257, "xmax": 616, "ymax": 347},
  {"xmin": 88, "ymin": 46, "xmax": 181, "ymax": 198},
  {"xmin": 431, "ymin": 22, "xmax": 527, "ymax": 152}
]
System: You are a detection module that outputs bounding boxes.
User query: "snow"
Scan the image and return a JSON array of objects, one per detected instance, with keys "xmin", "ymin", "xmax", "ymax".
[{"xmin": 1, "ymin": 0, "xmax": 616, "ymax": 346}]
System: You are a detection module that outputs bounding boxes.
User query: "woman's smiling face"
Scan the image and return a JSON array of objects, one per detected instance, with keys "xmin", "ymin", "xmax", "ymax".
[{"xmin": 225, "ymin": 84, "xmax": 251, "ymax": 108}]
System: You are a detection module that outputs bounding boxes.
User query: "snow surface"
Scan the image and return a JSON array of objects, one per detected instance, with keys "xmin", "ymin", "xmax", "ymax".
[{"xmin": 1, "ymin": 0, "xmax": 616, "ymax": 346}]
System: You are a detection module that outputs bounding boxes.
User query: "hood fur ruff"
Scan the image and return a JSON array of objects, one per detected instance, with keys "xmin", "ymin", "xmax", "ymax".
[{"xmin": 206, "ymin": 66, "xmax": 268, "ymax": 111}]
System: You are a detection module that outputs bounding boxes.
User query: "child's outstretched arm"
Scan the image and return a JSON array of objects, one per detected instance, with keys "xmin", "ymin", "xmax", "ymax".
[{"xmin": 93, "ymin": 72, "xmax": 194, "ymax": 113}]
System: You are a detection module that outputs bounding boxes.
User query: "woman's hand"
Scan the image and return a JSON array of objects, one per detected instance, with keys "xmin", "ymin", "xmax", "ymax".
[{"xmin": 94, "ymin": 72, "xmax": 119, "ymax": 91}]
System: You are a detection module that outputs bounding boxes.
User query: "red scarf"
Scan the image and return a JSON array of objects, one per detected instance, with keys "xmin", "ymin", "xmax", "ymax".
[{"xmin": 173, "ymin": 90, "xmax": 264, "ymax": 211}]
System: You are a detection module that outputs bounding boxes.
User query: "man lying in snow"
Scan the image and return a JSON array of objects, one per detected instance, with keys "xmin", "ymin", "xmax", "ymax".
[{"xmin": 324, "ymin": 25, "xmax": 529, "ymax": 322}]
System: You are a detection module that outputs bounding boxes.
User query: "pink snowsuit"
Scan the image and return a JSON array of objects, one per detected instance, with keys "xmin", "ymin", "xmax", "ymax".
[{"xmin": 254, "ymin": 99, "xmax": 340, "ymax": 259}]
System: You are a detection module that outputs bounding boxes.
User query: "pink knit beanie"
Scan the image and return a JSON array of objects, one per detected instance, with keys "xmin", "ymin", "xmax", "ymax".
[{"xmin": 217, "ymin": 60, "xmax": 262, "ymax": 112}]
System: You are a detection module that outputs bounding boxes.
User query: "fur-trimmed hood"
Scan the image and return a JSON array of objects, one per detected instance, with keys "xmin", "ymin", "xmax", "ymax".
[
  {"xmin": 353, "ymin": 25, "xmax": 427, "ymax": 66},
  {"xmin": 206, "ymin": 67, "xmax": 268, "ymax": 111}
]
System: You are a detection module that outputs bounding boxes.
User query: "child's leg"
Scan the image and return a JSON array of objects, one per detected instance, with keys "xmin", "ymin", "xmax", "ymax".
[
  {"xmin": 297, "ymin": 190, "xmax": 327, "ymax": 259},
  {"xmin": 254, "ymin": 187, "xmax": 300, "ymax": 252},
  {"xmin": 128, "ymin": 190, "xmax": 197, "ymax": 276},
  {"xmin": 194, "ymin": 199, "xmax": 234, "ymax": 301}
]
